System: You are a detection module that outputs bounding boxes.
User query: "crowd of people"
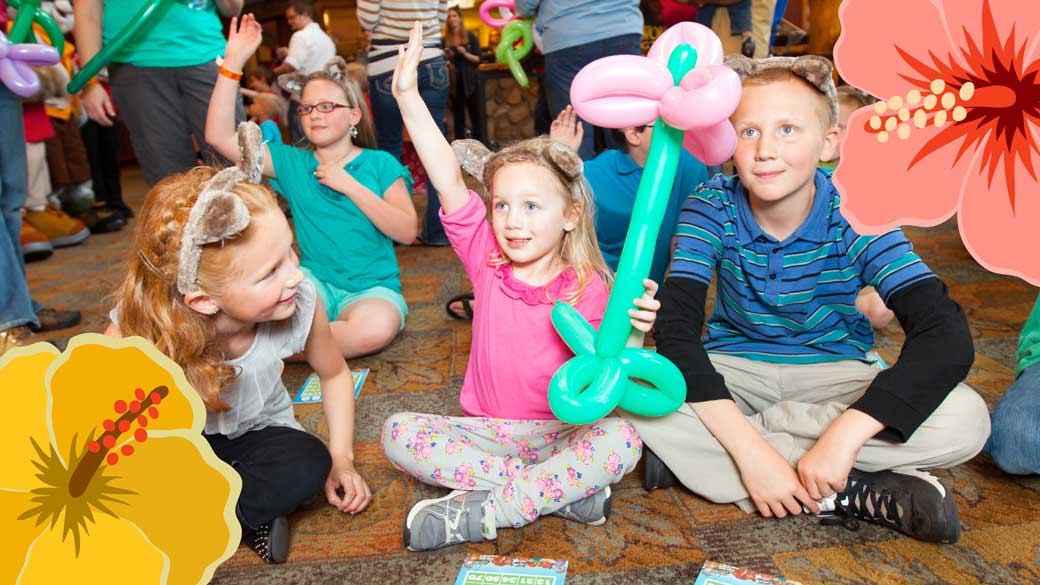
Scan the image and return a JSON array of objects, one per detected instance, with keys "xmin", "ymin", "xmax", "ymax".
[{"xmin": 1, "ymin": 0, "xmax": 1036, "ymax": 568}]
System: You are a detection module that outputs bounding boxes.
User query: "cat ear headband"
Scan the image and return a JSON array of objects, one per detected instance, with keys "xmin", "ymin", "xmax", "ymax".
[
  {"xmin": 451, "ymin": 137, "xmax": 584, "ymax": 189},
  {"xmin": 176, "ymin": 121, "xmax": 265, "ymax": 294},
  {"xmin": 278, "ymin": 56, "xmax": 351, "ymax": 96},
  {"xmin": 723, "ymin": 54, "xmax": 839, "ymax": 126}
]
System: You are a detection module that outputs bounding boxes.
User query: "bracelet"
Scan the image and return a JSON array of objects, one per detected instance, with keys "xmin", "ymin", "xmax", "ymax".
[{"xmin": 218, "ymin": 65, "xmax": 243, "ymax": 82}]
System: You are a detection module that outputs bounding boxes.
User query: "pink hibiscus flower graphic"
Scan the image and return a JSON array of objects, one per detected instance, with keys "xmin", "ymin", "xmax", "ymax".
[{"xmin": 834, "ymin": 0, "xmax": 1040, "ymax": 284}]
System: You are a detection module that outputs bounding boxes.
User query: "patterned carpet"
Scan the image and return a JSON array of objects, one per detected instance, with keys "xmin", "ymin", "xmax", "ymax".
[{"xmin": 25, "ymin": 166, "xmax": 1040, "ymax": 584}]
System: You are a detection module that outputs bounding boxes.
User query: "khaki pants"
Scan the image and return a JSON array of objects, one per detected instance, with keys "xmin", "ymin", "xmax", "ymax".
[{"xmin": 620, "ymin": 354, "xmax": 990, "ymax": 512}]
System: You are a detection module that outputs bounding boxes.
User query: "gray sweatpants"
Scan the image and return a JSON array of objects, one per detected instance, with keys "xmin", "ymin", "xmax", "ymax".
[
  {"xmin": 108, "ymin": 60, "xmax": 245, "ymax": 186},
  {"xmin": 620, "ymin": 354, "xmax": 990, "ymax": 512}
]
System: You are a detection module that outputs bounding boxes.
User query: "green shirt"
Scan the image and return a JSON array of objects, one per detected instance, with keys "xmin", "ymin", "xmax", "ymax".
[
  {"xmin": 103, "ymin": 0, "xmax": 226, "ymax": 67},
  {"xmin": 1017, "ymin": 293, "xmax": 1040, "ymax": 377},
  {"xmin": 267, "ymin": 144, "xmax": 413, "ymax": 294}
]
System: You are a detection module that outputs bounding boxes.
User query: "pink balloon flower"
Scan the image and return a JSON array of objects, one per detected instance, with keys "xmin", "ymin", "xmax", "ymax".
[
  {"xmin": 569, "ymin": 22, "xmax": 742, "ymax": 165},
  {"xmin": 834, "ymin": 0, "xmax": 1040, "ymax": 285}
]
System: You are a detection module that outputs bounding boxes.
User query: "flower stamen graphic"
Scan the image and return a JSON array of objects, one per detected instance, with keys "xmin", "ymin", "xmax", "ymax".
[{"xmin": 834, "ymin": 0, "xmax": 1040, "ymax": 285}]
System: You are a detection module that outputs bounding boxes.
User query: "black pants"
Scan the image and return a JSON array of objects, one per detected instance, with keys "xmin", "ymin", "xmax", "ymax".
[
  {"xmin": 205, "ymin": 425, "xmax": 331, "ymax": 531},
  {"xmin": 452, "ymin": 77, "xmax": 485, "ymax": 144},
  {"xmin": 79, "ymin": 120, "xmax": 123, "ymax": 206}
]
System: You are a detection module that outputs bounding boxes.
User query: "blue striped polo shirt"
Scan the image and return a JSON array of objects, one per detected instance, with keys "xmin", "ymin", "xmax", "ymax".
[{"xmin": 669, "ymin": 170, "xmax": 934, "ymax": 364}]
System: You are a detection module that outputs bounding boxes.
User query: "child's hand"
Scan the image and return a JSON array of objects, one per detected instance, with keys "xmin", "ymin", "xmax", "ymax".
[
  {"xmin": 325, "ymin": 456, "xmax": 372, "ymax": 514},
  {"xmin": 224, "ymin": 14, "xmax": 263, "ymax": 71},
  {"xmin": 392, "ymin": 21, "xmax": 425, "ymax": 99},
  {"xmin": 628, "ymin": 278, "xmax": 661, "ymax": 333},
  {"xmin": 550, "ymin": 106, "xmax": 584, "ymax": 151},
  {"xmin": 739, "ymin": 444, "xmax": 820, "ymax": 518},
  {"xmin": 314, "ymin": 159, "xmax": 352, "ymax": 192}
]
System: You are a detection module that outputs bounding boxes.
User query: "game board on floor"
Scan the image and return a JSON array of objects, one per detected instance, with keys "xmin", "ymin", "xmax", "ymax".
[
  {"xmin": 693, "ymin": 561, "xmax": 806, "ymax": 585},
  {"xmin": 292, "ymin": 369, "xmax": 369, "ymax": 404},
  {"xmin": 454, "ymin": 554, "xmax": 568, "ymax": 585}
]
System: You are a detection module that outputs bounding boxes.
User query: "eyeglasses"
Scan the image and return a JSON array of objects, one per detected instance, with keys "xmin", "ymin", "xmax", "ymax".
[{"xmin": 297, "ymin": 101, "xmax": 351, "ymax": 115}]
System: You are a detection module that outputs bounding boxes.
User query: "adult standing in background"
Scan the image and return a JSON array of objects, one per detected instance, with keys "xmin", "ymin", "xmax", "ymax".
[
  {"xmin": 443, "ymin": 6, "xmax": 484, "ymax": 144},
  {"xmin": 74, "ymin": 0, "xmax": 246, "ymax": 186},
  {"xmin": 357, "ymin": 0, "xmax": 450, "ymax": 246},
  {"xmin": 516, "ymin": 0, "xmax": 643, "ymax": 160},
  {"xmin": 273, "ymin": 0, "xmax": 337, "ymax": 147}
]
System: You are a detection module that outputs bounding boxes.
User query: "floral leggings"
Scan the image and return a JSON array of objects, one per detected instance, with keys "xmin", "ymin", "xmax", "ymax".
[{"xmin": 381, "ymin": 413, "xmax": 642, "ymax": 530}]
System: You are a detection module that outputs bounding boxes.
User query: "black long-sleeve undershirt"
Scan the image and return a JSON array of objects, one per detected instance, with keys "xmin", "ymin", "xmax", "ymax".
[{"xmin": 654, "ymin": 276, "xmax": 974, "ymax": 442}]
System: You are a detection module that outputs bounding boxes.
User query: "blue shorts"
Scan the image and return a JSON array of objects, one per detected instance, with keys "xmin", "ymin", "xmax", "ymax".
[{"xmin": 302, "ymin": 267, "xmax": 408, "ymax": 330}]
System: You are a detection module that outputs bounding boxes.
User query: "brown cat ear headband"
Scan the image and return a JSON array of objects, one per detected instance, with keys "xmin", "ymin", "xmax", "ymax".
[
  {"xmin": 176, "ymin": 121, "xmax": 265, "ymax": 294},
  {"xmin": 451, "ymin": 137, "xmax": 584, "ymax": 189},
  {"xmin": 724, "ymin": 54, "xmax": 839, "ymax": 127}
]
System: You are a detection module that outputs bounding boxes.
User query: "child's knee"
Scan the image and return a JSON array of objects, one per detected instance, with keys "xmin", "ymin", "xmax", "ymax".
[
  {"xmin": 380, "ymin": 412, "xmax": 421, "ymax": 463},
  {"xmin": 933, "ymin": 388, "xmax": 991, "ymax": 463},
  {"xmin": 988, "ymin": 402, "xmax": 1040, "ymax": 474}
]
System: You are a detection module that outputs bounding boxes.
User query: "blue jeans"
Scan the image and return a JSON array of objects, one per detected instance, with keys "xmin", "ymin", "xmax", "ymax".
[
  {"xmin": 985, "ymin": 364, "xmax": 1040, "ymax": 475},
  {"xmin": 370, "ymin": 58, "xmax": 450, "ymax": 244},
  {"xmin": 543, "ymin": 34, "xmax": 643, "ymax": 160},
  {"xmin": 0, "ymin": 87, "xmax": 39, "ymax": 331},
  {"xmin": 695, "ymin": 1, "xmax": 753, "ymax": 36}
]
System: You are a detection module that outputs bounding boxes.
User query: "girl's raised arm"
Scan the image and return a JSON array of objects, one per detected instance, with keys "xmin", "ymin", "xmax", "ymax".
[
  {"xmin": 392, "ymin": 22, "xmax": 469, "ymax": 214},
  {"xmin": 205, "ymin": 14, "xmax": 276, "ymax": 178}
]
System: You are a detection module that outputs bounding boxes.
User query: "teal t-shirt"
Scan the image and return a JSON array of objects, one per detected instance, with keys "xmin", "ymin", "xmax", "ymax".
[
  {"xmin": 267, "ymin": 144, "xmax": 413, "ymax": 294},
  {"xmin": 103, "ymin": 0, "xmax": 226, "ymax": 67},
  {"xmin": 1017, "ymin": 294, "xmax": 1040, "ymax": 376}
]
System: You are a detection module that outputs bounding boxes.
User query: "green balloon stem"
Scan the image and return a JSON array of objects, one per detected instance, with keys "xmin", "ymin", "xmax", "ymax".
[
  {"xmin": 7, "ymin": 0, "xmax": 64, "ymax": 56},
  {"xmin": 592, "ymin": 44, "xmax": 698, "ymax": 358},
  {"xmin": 67, "ymin": 0, "xmax": 176, "ymax": 94}
]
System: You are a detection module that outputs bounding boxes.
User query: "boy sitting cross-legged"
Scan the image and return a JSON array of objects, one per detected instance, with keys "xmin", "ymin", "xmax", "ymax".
[{"xmin": 622, "ymin": 55, "xmax": 990, "ymax": 543}]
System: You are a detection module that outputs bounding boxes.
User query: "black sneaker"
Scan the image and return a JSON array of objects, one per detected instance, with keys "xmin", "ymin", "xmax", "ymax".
[
  {"xmin": 244, "ymin": 516, "xmax": 290, "ymax": 563},
  {"xmin": 643, "ymin": 447, "xmax": 678, "ymax": 491},
  {"xmin": 822, "ymin": 469, "xmax": 961, "ymax": 543}
]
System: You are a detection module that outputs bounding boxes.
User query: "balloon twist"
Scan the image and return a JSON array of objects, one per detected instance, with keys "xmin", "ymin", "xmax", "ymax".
[
  {"xmin": 68, "ymin": 0, "xmax": 178, "ymax": 93},
  {"xmin": 548, "ymin": 23, "xmax": 742, "ymax": 424},
  {"xmin": 0, "ymin": 29, "xmax": 60, "ymax": 97},
  {"xmin": 494, "ymin": 19, "xmax": 533, "ymax": 87},
  {"xmin": 7, "ymin": 0, "xmax": 64, "ymax": 56}
]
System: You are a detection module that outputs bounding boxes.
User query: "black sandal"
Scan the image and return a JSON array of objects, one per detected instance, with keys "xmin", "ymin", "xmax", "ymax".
[{"xmin": 445, "ymin": 292, "xmax": 475, "ymax": 320}]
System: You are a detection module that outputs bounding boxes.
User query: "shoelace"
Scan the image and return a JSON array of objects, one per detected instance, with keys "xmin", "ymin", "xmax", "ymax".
[
  {"xmin": 821, "ymin": 480, "xmax": 902, "ymax": 533},
  {"xmin": 247, "ymin": 524, "xmax": 273, "ymax": 562},
  {"xmin": 441, "ymin": 496, "xmax": 472, "ymax": 544}
]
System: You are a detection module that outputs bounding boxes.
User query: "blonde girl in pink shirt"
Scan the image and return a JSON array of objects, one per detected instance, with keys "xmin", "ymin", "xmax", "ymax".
[{"xmin": 382, "ymin": 23, "xmax": 660, "ymax": 551}]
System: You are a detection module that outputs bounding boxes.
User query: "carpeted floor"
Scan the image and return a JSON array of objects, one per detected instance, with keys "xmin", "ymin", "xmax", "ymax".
[{"xmin": 26, "ymin": 166, "xmax": 1040, "ymax": 584}]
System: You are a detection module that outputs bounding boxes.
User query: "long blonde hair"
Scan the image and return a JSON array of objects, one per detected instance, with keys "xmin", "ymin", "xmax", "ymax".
[
  {"xmin": 111, "ymin": 167, "xmax": 281, "ymax": 412},
  {"xmin": 482, "ymin": 137, "xmax": 613, "ymax": 302}
]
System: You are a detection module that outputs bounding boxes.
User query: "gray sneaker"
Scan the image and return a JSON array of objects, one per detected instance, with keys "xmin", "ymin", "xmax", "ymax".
[
  {"xmin": 404, "ymin": 490, "xmax": 492, "ymax": 551},
  {"xmin": 552, "ymin": 486, "xmax": 612, "ymax": 526}
]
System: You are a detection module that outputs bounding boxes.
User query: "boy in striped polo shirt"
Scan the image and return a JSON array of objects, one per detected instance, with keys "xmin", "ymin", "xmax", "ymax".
[{"xmin": 621, "ymin": 55, "xmax": 990, "ymax": 543}]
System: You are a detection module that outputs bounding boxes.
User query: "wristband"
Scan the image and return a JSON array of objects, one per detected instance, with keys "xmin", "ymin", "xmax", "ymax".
[{"xmin": 218, "ymin": 65, "xmax": 243, "ymax": 82}]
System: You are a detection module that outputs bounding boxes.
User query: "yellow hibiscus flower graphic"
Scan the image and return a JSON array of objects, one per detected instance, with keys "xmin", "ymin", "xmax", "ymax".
[{"xmin": 1, "ymin": 334, "xmax": 242, "ymax": 584}]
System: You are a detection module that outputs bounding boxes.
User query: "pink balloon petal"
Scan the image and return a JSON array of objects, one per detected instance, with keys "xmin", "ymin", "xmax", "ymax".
[
  {"xmin": 570, "ymin": 55, "xmax": 671, "ymax": 128},
  {"xmin": 958, "ymin": 133, "xmax": 1040, "ymax": 286},
  {"xmin": 682, "ymin": 121, "xmax": 736, "ymax": 166},
  {"xmin": 648, "ymin": 22, "xmax": 724, "ymax": 68},
  {"xmin": 659, "ymin": 65, "xmax": 742, "ymax": 130},
  {"xmin": 833, "ymin": 107, "xmax": 966, "ymax": 234}
]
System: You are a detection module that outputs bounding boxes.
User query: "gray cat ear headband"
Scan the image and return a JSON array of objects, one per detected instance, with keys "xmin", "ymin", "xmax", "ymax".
[
  {"xmin": 724, "ymin": 54, "xmax": 839, "ymax": 126},
  {"xmin": 451, "ymin": 137, "xmax": 584, "ymax": 189},
  {"xmin": 176, "ymin": 121, "xmax": 265, "ymax": 294},
  {"xmin": 277, "ymin": 56, "xmax": 350, "ymax": 96}
]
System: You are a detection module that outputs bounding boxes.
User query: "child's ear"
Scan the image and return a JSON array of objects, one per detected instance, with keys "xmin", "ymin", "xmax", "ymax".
[
  {"xmin": 623, "ymin": 127, "xmax": 643, "ymax": 149},
  {"xmin": 820, "ymin": 125, "xmax": 841, "ymax": 163},
  {"xmin": 183, "ymin": 292, "xmax": 220, "ymax": 316},
  {"xmin": 350, "ymin": 107, "xmax": 363, "ymax": 127},
  {"xmin": 565, "ymin": 201, "xmax": 584, "ymax": 231}
]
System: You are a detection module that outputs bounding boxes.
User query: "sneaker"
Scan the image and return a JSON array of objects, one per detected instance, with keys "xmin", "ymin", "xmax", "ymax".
[
  {"xmin": 28, "ymin": 307, "xmax": 81, "ymax": 333},
  {"xmin": 643, "ymin": 447, "xmax": 678, "ymax": 491},
  {"xmin": 77, "ymin": 203, "xmax": 126, "ymax": 234},
  {"xmin": 821, "ymin": 469, "xmax": 961, "ymax": 543},
  {"xmin": 552, "ymin": 486, "xmax": 612, "ymax": 526},
  {"xmin": 244, "ymin": 516, "xmax": 289, "ymax": 563},
  {"xmin": 24, "ymin": 205, "xmax": 89, "ymax": 247},
  {"xmin": 404, "ymin": 490, "xmax": 493, "ymax": 551},
  {"xmin": 20, "ymin": 212, "xmax": 54, "ymax": 262},
  {"xmin": 60, "ymin": 181, "xmax": 95, "ymax": 215},
  {"xmin": 741, "ymin": 36, "xmax": 756, "ymax": 58}
]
